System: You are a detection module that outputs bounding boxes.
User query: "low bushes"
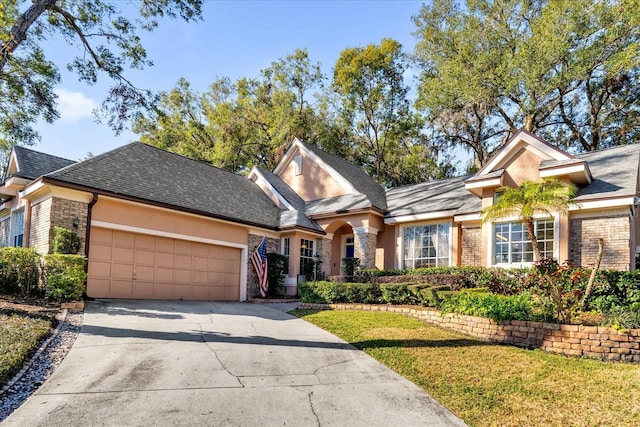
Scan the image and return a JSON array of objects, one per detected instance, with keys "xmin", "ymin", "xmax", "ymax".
[
  {"xmin": 41, "ymin": 254, "xmax": 87, "ymax": 301},
  {"xmin": 0, "ymin": 248, "xmax": 86, "ymax": 301},
  {"xmin": 439, "ymin": 290, "xmax": 533, "ymax": 322}
]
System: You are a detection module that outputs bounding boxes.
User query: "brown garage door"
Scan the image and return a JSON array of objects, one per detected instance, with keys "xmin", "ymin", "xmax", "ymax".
[{"xmin": 87, "ymin": 228, "xmax": 241, "ymax": 300}]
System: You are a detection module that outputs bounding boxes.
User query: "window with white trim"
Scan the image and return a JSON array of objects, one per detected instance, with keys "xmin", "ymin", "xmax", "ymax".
[
  {"xmin": 493, "ymin": 219, "xmax": 554, "ymax": 265},
  {"xmin": 299, "ymin": 238, "xmax": 315, "ymax": 275},
  {"xmin": 403, "ymin": 223, "xmax": 450, "ymax": 269},
  {"xmin": 12, "ymin": 210, "xmax": 24, "ymax": 247}
]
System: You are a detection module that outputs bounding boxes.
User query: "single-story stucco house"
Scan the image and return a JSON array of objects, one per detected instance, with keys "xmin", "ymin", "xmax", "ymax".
[{"xmin": 1, "ymin": 130, "xmax": 638, "ymax": 301}]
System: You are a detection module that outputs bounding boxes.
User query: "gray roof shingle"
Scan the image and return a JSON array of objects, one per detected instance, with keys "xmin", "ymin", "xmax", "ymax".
[
  {"xmin": 45, "ymin": 142, "xmax": 282, "ymax": 229},
  {"xmin": 299, "ymin": 141, "xmax": 387, "ymax": 211},
  {"xmin": 386, "ymin": 175, "xmax": 478, "ymax": 218},
  {"xmin": 571, "ymin": 144, "xmax": 640, "ymax": 201},
  {"xmin": 254, "ymin": 168, "xmax": 324, "ymax": 232},
  {"xmin": 10, "ymin": 146, "xmax": 76, "ymax": 181}
]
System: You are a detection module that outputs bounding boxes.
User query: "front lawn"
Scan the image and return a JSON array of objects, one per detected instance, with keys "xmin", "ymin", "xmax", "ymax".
[
  {"xmin": 292, "ymin": 309, "xmax": 640, "ymax": 427},
  {"xmin": 0, "ymin": 310, "xmax": 55, "ymax": 387}
]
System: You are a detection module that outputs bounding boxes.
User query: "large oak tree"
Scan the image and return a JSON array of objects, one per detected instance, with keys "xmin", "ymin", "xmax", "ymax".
[{"xmin": 0, "ymin": 0, "xmax": 203, "ymax": 152}]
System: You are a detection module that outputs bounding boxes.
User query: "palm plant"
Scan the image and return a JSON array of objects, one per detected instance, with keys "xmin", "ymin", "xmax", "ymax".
[{"xmin": 481, "ymin": 178, "xmax": 578, "ymax": 262}]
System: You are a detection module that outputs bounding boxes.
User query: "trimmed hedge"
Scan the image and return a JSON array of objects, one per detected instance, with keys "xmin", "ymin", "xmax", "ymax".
[
  {"xmin": 439, "ymin": 290, "xmax": 533, "ymax": 322},
  {"xmin": 0, "ymin": 247, "xmax": 40, "ymax": 296},
  {"xmin": 42, "ymin": 254, "xmax": 87, "ymax": 301}
]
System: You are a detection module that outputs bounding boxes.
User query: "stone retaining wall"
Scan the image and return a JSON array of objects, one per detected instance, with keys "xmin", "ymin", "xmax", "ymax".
[{"xmin": 299, "ymin": 303, "xmax": 640, "ymax": 363}]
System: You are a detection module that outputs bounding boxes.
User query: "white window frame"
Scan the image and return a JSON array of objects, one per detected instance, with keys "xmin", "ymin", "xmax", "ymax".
[
  {"xmin": 294, "ymin": 155, "xmax": 303, "ymax": 175},
  {"xmin": 341, "ymin": 234, "xmax": 354, "ymax": 259},
  {"xmin": 491, "ymin": 216, "xmax": 559, "ymax": 268},
  {"xmin": 11, "ymin": 209, "xmax": 25, "ymax": 248},
  {"xmin": 400, "ymin": 220, "xmax": 452, "ymax": 269}
]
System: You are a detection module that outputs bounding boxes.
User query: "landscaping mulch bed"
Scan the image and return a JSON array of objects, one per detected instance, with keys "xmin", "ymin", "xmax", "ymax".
[{"xmin": 0, "ymin": 294, "xmax": 83, "ymax": 422}]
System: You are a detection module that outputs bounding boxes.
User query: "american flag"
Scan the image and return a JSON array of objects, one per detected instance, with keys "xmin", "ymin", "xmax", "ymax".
[{"xmin": 251, "ymin": 237, "xmax": 268, "ymax": 297}]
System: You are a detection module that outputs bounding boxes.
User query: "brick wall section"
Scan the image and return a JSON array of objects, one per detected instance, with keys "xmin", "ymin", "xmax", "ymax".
[
  {"xmin": 49, "ymin": 198, "xmax": 89, "ymax": 255},
  {"xmin": 299, "ymin": 303, "xmax": 640, "ymax": 363},
  {"xmin": 247, "ymin": 234, "xmax": 279, "ymax": 298},
  {"xmin": 29, "ymin": 198, "xmax": 53, "ymax": 253},
  {"xmin": 569, "ymin": 214, "xmax": 631, "ymax": 270},
  {"xmin": 461, "ymin": 227, "xmax": 481, "ymax": 266},
  {"xmin": 317, "ymin": 238, "xmax": 332, "ymax": 278}
]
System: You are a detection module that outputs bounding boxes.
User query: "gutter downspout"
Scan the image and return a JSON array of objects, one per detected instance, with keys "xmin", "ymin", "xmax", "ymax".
[{"xmin": 84, "ymin": 193, "xmax": 98, "ymax": 266}]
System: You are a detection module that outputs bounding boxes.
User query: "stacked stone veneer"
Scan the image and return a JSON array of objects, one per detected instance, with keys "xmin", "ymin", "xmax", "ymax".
[
  {"xmin": 29, "ymin": 197, "xmax": 88, "ymax": 254},
  {"xmin": 317, "ymin": 238, "xmax": 332, "ymax": 278},
  {"xmin": 247, "ymin": 234, "xmax": 279, "ymax": 297},
  {"xmin": 569, "ymin": 214, "xmax": 631, "ymax": 270},
  {"xmin": 299, "ymin": 303, "xmax": 640, "ymax": 363},
  {"xmin": 461, "ymin": 226, "xmax": 481, "ymax": 266},
  {"xmin": 353, "ymin": 227, "xmax": 377, "ymax": 269}
]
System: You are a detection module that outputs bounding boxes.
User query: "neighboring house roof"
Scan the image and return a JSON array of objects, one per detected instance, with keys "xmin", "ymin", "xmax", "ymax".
[
  {"xmin": 43, "ymin": 142, "xmax": 282, "ymax": 229},
  {"xmin": 10, "ymin": 146, "xmax": 75, "ymax": 181},
  {"xmin": 571, "ymin": 144, "xmax": 640, "ymax": 201},
  {"xmin": 298, "ymin": 140, "xmax": 388, "ymax": 211},
  {"xmin": 253, "ymin": 168, "xmax": 324, "ymax": 232},
  {"xmin": 385, "ymin": 175, "xmax": 479, "ymax": 218}
]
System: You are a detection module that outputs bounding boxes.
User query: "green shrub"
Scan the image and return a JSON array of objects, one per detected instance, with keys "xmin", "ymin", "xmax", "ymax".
[
  {"xmin": 440, "ymin": 290, "xmax": 533, "ymax": 322},
  {"xmin": 42, "ymin": 254, "xmax": 87, "ymax": 301},
  {"xmin": 417, "ymin": 285, "xmax": 451, "ymax": 307},
  {"xmin": 588, "ymin": 270, "xmax": 640, "ymax": 312},
  {"xmin": 343, "ymin": 282, "xmax": 381, "ymax": 304},
  {"xmin": 0, "ymin": 247, "xmax": 40, "ymax": 296},
  {"xmin": 380, "ymin": 283, "xmax": 413, "ymax": 304},
  {"xmin": 341, "ymin": 258, "xmax": 360, "ymax": 276},
  {"xmin": 51, "ymin": 227, "xmax": 82, "ymax": 254},
  {"xmin": 601, "ymin": 306, "xmax": 640, "ymax": 330},
  {"xmin": 266, "ymin": 253, "xmax": 288, "ymax": 296}
]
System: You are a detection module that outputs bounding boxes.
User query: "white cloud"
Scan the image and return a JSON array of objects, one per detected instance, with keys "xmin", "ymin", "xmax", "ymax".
[{"xmin": 55, "ymin": 88, "xmax": 98, "ymax": 122}]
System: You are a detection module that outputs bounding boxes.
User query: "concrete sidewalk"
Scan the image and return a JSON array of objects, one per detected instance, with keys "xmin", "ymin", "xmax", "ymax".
[{"xmin": 4, "ymin": 300, "xmax": 465, "ymax": 426}]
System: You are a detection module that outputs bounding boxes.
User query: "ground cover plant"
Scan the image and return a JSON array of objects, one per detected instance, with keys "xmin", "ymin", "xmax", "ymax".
[
  {"xmin": 0, "ymin": 309, "xmax": 55, "ymax": 387},
  {"xmin": 292, "ymin": 309, "xmax": 640, "ymax": 427}
]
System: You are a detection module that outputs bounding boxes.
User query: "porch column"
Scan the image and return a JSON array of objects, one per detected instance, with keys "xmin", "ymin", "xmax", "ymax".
[
  {"xmin": 353, "ymin": 226, "xmax": 378, "ymax": 269},
  {"xmin": 317, "ymin": 234, "xmax": 333, "ymax": 279}
]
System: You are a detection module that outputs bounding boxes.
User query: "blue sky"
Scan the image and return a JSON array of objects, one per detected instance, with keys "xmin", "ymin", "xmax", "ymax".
[{"xmin": 34, "ymin": 0, "xmax": 426, "ymax": 161}]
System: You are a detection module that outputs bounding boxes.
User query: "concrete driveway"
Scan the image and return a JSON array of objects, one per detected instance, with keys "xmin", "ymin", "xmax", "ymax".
[{"xmin": 4, "ymin": 300, "xmax": 465, "ymax": 426}]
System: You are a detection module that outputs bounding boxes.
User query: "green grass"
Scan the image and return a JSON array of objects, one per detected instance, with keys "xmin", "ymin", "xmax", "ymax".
[
  {"xmin": 292, "ymin": 309, "xmax": 640, "ymax": 427},
  {"xmin": 0, "ymin": 310, "xmax": 55, "ymax": 387}
]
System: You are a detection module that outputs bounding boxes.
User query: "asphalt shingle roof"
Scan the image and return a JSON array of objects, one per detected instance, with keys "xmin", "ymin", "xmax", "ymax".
[
  {"xmin": 571, "ymin": 144, "xmax": 640, "ymax": 201},
  {"xmin": 254, "ymin": 168, "xmax": 324, "ymax": 232},
  {"xmin": 45, "ymin": 143, "xmax": 282, "ymax": 229},
  {"xmin": 10, "ymin": 146, "xmax": 75, "ymax": 181},
  {"xmin": 385, "ymin": 175, "xmax": 478, "ymax": 218},
  {"xmin": 299, "ymin": 141, "xmax": 387, "ymax": 211}
]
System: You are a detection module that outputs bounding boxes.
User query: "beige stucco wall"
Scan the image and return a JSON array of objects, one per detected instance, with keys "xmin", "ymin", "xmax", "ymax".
[
  {"xmin": 376, "ymin": 224, "xmax": 397, "ymax": 270},
  {"xmin": 278, "ymin": 146, "xmax": 351, "ymax": 201},
  {"xmin": 502, "ymin": 148, "xmax": 543, "ymax": 187},
  {"xmin": 91, "ymin": 197, "xmax": 248, "ymax": 245}
]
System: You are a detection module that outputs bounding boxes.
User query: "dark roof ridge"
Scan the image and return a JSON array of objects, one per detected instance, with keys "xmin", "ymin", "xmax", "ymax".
[{"xmin": 574, "ymin": 142, "xmax": 640, "ymax": 157}]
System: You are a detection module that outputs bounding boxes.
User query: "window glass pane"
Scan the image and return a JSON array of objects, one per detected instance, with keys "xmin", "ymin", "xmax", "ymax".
[
  {"xmin": 403, "ymin": 223, "xmax": 450, "ymax": 269},
  {"xmin": 494, "ymin": 218, "xmax": 554, "ymax": 265}
]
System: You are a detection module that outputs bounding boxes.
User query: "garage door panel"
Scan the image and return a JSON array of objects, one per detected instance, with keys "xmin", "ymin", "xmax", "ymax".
[
  {"xmin": 135, "ymin": 249, "xmax": 155, "ymax": 266},
  {"xmin": 91, "ymin": 244, "xmax": 112, "ymax": 261},
  {"xmin": 209, "ymin": 246, "xmax": 225, "ymax": 259},
  {"xmin": 156, "ymin": 237, "xmax": 174, "ymax": 253},
  {"xmin": 133, "ymin": 282, "xmax": 154, "ymax": 298},
  {"xmin": 113, "ymin": 247, "xmax": 134, "ymax": 263},
  {"xmin": 88, "ymin": 260, "xmax": 111, "ymax": 278},
  {"xmin": 135, "ymin": 234, "xmax": 155, "ymax": 250},
  {"xmin": 112, "ymin": 263, "xmax": 133, "ymax": 280},
  {"xmin": 192, "ymin": 256, "xmax": 208, "ymax": 270},
  {"xmin": 113, "ymin": 231, "xmax": 134, "ymax": 247},
  {"xmin": 192, "ymin": 270, "xmax": 208, "ymax": 285},
  {"xmin": 175, "ymin": 255, "xmax": 191, "ymax": 269},
  {"xmin": 156, "ymin": 252, "xmax": 173, "ymax": 268},
  {"xmin": 111, "ymin": 280, "xmax": 133, "ymax": 297},
  {"xmin": 174, "ymin": 269, "xmax": 191, "ymax": 285},
  {"xmin": 156, "ymin": 268, "xmax": 174, "ymax": 283},
  {"xmin": 136, "ymin": 265, "xmax": 155, "ymax": 282},
  {"xmin": 88, "ymin": 227, "xmax": 241, "ymax": 301}
]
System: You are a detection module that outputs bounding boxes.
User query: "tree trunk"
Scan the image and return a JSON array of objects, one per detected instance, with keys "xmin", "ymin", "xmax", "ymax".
[
  {"xmin": 523, "ymin": 218, "xmax": 543, "ymax": 262},
  {"xmin": 0, "ymin": 0, "xmax": 57, "ymax": 72},
  {"xmin": 581, "ymin": 238, "xmax": 604, "ymax": 311}
]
